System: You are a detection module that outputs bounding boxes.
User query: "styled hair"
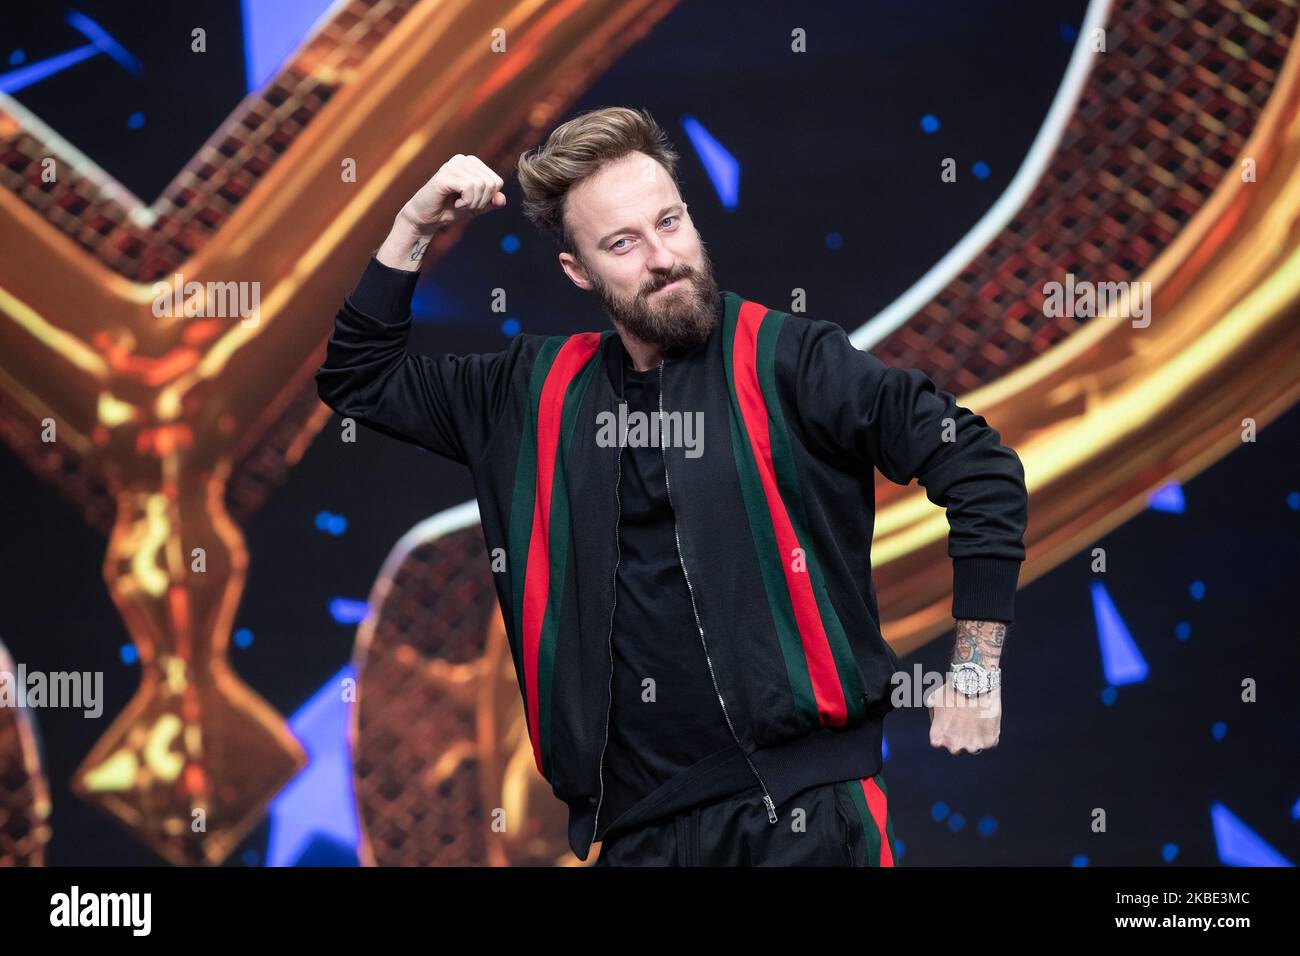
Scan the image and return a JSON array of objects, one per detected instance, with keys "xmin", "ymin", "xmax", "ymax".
[{"xmin": 517, "ymin": 106, "xmax": 681, "ymax": 256}]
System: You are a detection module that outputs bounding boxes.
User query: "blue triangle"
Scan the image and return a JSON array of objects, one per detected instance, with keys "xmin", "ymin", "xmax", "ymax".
[
  {"xmin": 242, "ymin": 0, "xmax": 336, "ymax": 92},
  {"xmin": 1090, "ymin": 581, "xmax": 1148, "ymax": 685},
  {"xmin": 1147, "ymin": 481, "xmax": 1185, "ymax": 514},
  {"xmin": 1211, "ymin": 803, "xmax": 1294, "ymax": 866},
  {"xmin": 681, "ymin": 115, "xmax": 740, "ymax": 209}
]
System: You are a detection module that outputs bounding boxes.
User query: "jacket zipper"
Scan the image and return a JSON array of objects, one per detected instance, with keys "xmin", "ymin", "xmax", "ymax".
[
  {"xmin": 656, "ymin": 360, "xmax": 779, "ymax": 825},
  {"xmin": 589, "ymin": 436, "xmax": 624, "ymax": 848}
]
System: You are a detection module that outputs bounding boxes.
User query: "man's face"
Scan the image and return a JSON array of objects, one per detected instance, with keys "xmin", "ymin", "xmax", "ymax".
[{"xmin": 560, "ymin": 151, "xmax": 720, "ymax": 353}]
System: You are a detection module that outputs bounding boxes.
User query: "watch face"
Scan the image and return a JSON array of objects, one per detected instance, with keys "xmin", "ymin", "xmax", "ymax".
[{"xmin": 953, "ymin": 669, "xmax": 979, "ymax": 695}]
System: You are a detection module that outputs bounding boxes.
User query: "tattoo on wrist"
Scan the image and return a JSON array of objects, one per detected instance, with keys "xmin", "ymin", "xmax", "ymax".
[
  {"xmin": 409, "ymin": 238, "xmax": 430, "ymax": 262},
  {"xmin": 951, "ymin": 619, "xmax": 1006, "ymax": 669}
]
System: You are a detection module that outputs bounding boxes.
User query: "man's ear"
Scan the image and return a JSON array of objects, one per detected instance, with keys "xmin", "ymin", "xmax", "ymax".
[{"xmin": 559, "ymin": 251, "xmax": 593, "ymax": 291}]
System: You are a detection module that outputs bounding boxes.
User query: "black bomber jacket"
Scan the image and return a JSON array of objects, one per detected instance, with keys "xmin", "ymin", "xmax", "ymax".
[{"xmin": 315, "ymin": 255, "xmax": 1029, "ymax": 861}]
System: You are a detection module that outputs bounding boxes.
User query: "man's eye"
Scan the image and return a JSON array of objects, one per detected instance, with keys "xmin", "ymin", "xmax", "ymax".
[
  {"xmin": 661, "ymin": 216, "xmax": 677, "ymax": 228},
  {"xmin": 610, "ymin": 238, "xmax": 628, "ymax": 251}
]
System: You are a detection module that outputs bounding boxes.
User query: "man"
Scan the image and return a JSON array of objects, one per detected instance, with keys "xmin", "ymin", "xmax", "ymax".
[{"xmin": 315, "ymin": 106, "xmax": 1027, "ymax": 866}]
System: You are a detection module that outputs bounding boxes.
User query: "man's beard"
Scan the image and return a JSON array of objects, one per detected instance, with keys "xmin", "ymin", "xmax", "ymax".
[{"xmin": 586, "ymin": 244, "xmax": 720, "ymax": 354}]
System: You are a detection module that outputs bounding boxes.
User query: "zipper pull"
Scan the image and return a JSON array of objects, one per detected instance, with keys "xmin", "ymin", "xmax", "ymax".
[{"xmin": 763, "ymin": 794, "xmax": 778, "ymax": 824}]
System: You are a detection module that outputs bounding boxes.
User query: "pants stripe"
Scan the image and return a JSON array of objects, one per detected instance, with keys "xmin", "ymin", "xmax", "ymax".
[
  {"xmin": 860, "ymin": 775, "xmax": 895, "ymax": 867},
  {"xmin": 843, "ymin": 774, "xmax": 897, "ymax": 867}
]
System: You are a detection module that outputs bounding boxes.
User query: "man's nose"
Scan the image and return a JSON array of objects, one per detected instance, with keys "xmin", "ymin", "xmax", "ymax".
[{"xmin": 643, "ymin": 233, "xmax": 676, "ymax": 272}]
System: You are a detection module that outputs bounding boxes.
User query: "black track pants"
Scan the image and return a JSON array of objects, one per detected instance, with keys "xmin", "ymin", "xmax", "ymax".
[{"xmin": 593, "ymin": 772, "xmax": 899, "ymax": 867}]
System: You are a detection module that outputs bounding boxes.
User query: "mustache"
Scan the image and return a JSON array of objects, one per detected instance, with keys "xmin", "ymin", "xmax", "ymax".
[{"xmin": 644, "ymin": 270, "xmax": 694, "ymax": 295}]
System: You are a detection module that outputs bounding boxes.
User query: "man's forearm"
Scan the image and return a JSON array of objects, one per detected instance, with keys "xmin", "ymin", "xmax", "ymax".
[
  {"xmin": 375, "ymin": 208, "xmax": 441, "ymax": 272},
  {"xmin": 951, "ymin": 619, "xmax": 1006, "ymax": 668}
]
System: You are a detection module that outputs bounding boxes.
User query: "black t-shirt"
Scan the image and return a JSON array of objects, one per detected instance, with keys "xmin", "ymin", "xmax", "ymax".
[{"xmin": 594, "ymin": 360, "xmax": 758, "ymax": 843}]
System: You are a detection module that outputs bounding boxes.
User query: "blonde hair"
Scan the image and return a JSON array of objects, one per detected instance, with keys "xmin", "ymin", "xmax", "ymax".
[{"xmin": 517, "ymin": 106, "xmax": 681, "ymax": 255}]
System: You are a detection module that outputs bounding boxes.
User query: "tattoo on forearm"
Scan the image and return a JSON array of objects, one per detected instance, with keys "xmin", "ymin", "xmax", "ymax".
[
  {"xmin": 409, "ymin": 238, "xmax": 430, "ymax": 261},
  {"xmin": 952, "ymin": 619, "xmax": 1007, "ymax": 668}
]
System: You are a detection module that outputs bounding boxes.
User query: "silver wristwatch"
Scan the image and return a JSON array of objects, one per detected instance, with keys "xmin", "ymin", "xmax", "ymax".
[{"xmin": 949, "ymin": 661, "xmax": 1001, "ymax": 697}]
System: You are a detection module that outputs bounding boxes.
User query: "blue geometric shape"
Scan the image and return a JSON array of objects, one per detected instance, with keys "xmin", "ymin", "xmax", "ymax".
[
  {"xmin": 1060, "ymin": 23, "xmax": 1079, "ymax": 43},
  {"xmin": 1071, "ymin": 854, "xmax": 1089, "ymax": 866},
  {"xmin": 931, "ymin": 801, "xmax": 949, "ymax": 822},
  {"xmin": 882, "ymin": 733, "xmax": 889, "ymax": 761},
  {"xmin": 895, "ymin": 838, "xmax": 904, "ymax": 860},
  {"xmin": 119, "ymin": 644, "xmax": 138, "ymax": 665},
  {"xmin": 328, "ymin": 598, "xmax": 369, "ymax": 626},
  {"xmin": 0, "ymin": 11, "xmax": 142, "ymax": 94},
  {"xmin": 680, "ymin": 115, "xmax": 740, "ymax": 209},
  {"xmin": 241, "ymin": 0, "xmax": 336, "ymax": 92},
  {"xmin": 267, "ymin": 665, "xmax": 362, "ymax": 866},
  {"xmin": 972, "ymin": 161, "xmax": 991, "ymax": 180},
  {"xmin": 500, "ymin": 234, "xmax": 520, "ymax": 253},
  {"xmin": 920, "ymin": 114, "xmax": 940, "ymax": 134},
  {"xmin": 825, "ymin": 232, "xmax": 843, "ymax": 250},
  {"xmin": 1211, "ymin": 720, "xmax": 1227, "ymax": 741},
  {"xmin": 1211, "ymin": 803, "xmax": 1294, "ymax": 866},
  {"xmin": 501, "ymin": 318, "xmax": 521, "ymax": 337},
  {"xmin": 65, "ymin": 11, "xmax": 142, "ymax": 75},
  {"xmin": 1161, "ymin": 842, "xmax": 1178, "ymax": 862},
  {"xmin": 1147, "ymin": 481, "xmax": 1185, "ymax": 513},
  {"xmin": 127, "ymin": 112, "xmax": 145, "ymax": 130},
  {"xmin": 293, "ymin": 832, "xmax": 359, "ymax": 867},
  {"xmin": 1287, "ymin": 491, "xmax": 1299, "ymax": 511},
  {"xmin": 1100, "ymin": 685, "xmax": 1118, "ymax": 706},
  {"xmin": 978, "ymin": 815, "xmax": 997, "ymax": 837},
  {"xmin": 1189, "ymin": 579, "xmax": 1206, "ymax": 601},
  {"xmin": 947, "ymin": 813, "xmax": 966, "ymax": 832},
  {"xmin": 1175, "ymin": 621, "xmax": 1191, "ymax": 642},
  {"xmin": 0, "ymin": 44, "xmax": 98, "ymax": 94},
  {"xmin": 233, "ymin": 627, "xmax": 254, "ymax": 649},
  {"xmin": 1090, "ymin": 580, "xmax": 1148, "ymax": 685},
  {"xmin": 1291, "ymin": 796, "xmax": 1300, "ymax": 821}
]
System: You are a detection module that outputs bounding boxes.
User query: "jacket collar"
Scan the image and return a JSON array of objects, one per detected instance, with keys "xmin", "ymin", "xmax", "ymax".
[{"xmin": 600, "ymin": 286, "xmax": 729, "ymax": 397}]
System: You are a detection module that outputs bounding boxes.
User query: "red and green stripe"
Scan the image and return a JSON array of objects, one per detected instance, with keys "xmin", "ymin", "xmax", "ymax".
[
  {"xmin": 507, "ymin": 331, "xmax": 605, "ymax": 777},
  {"xmin": 723, "ymin": 297, "xmax": 867, "ymax": 730},
  {"xmin": 840, "ymin": 774, "xmax": 898, "ymax": 867}
]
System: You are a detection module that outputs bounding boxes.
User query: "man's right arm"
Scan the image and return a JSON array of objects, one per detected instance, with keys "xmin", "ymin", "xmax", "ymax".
[{"xmin": 314, "ymin": 155, "xmax": 516, "ymax": 465}]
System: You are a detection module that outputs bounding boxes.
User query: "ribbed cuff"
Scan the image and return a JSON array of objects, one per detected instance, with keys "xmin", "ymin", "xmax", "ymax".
[
  {"xmin": 347, "ymin": 255, "xmax": 421, "ymax": 320},
  {"xmin": 951, "ymin": 557, "xmax": 1021, "ymax": 623}
]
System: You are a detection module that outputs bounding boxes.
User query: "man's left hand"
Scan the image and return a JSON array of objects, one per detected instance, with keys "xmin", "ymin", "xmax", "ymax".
[
  {"xmin": 926, "ymin": 617, "xmax": 1007, "ymax": 755},
  {"xmin": 927, "ymin": 678, "xmax": 1001, "ymax": 754}
]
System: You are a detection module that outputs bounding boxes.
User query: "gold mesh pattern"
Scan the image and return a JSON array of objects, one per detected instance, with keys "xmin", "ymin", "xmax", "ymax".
[
  {"xmin": 354, "ymin": 526, "xmax": 498, "ymax": 866},
  {"xmin": 0, "ymin": 0, "xmax": 417, "ymax": 282},
  {"xmin": 875, "ymin": 0, "xmax": 1298, "ymax": 394},
  {"xmin": 0, "ymin": 0, "xmax": 423, "ymax": 534}
]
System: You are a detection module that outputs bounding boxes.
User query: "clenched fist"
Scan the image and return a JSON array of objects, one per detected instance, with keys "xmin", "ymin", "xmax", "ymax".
[
  {"xmin": 403, "ymin": 153, "xmax": 506, "ymax": 230},
  {"xmin": 378, "ymin": 154, "xmax": 506, "ymax": 270}
]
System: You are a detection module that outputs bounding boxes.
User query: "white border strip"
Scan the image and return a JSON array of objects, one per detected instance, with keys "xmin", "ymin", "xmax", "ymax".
[
  {"xmin": 0, "ymin": 92, "xmax": 152, "ymax": 223},
  {"xmin": 375, "ymin": 498, "xmax": 482, "ymax": 582},
  {"xmin": 850, "ymin": 0, "xmax": 1114, "ymax": 349}
]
